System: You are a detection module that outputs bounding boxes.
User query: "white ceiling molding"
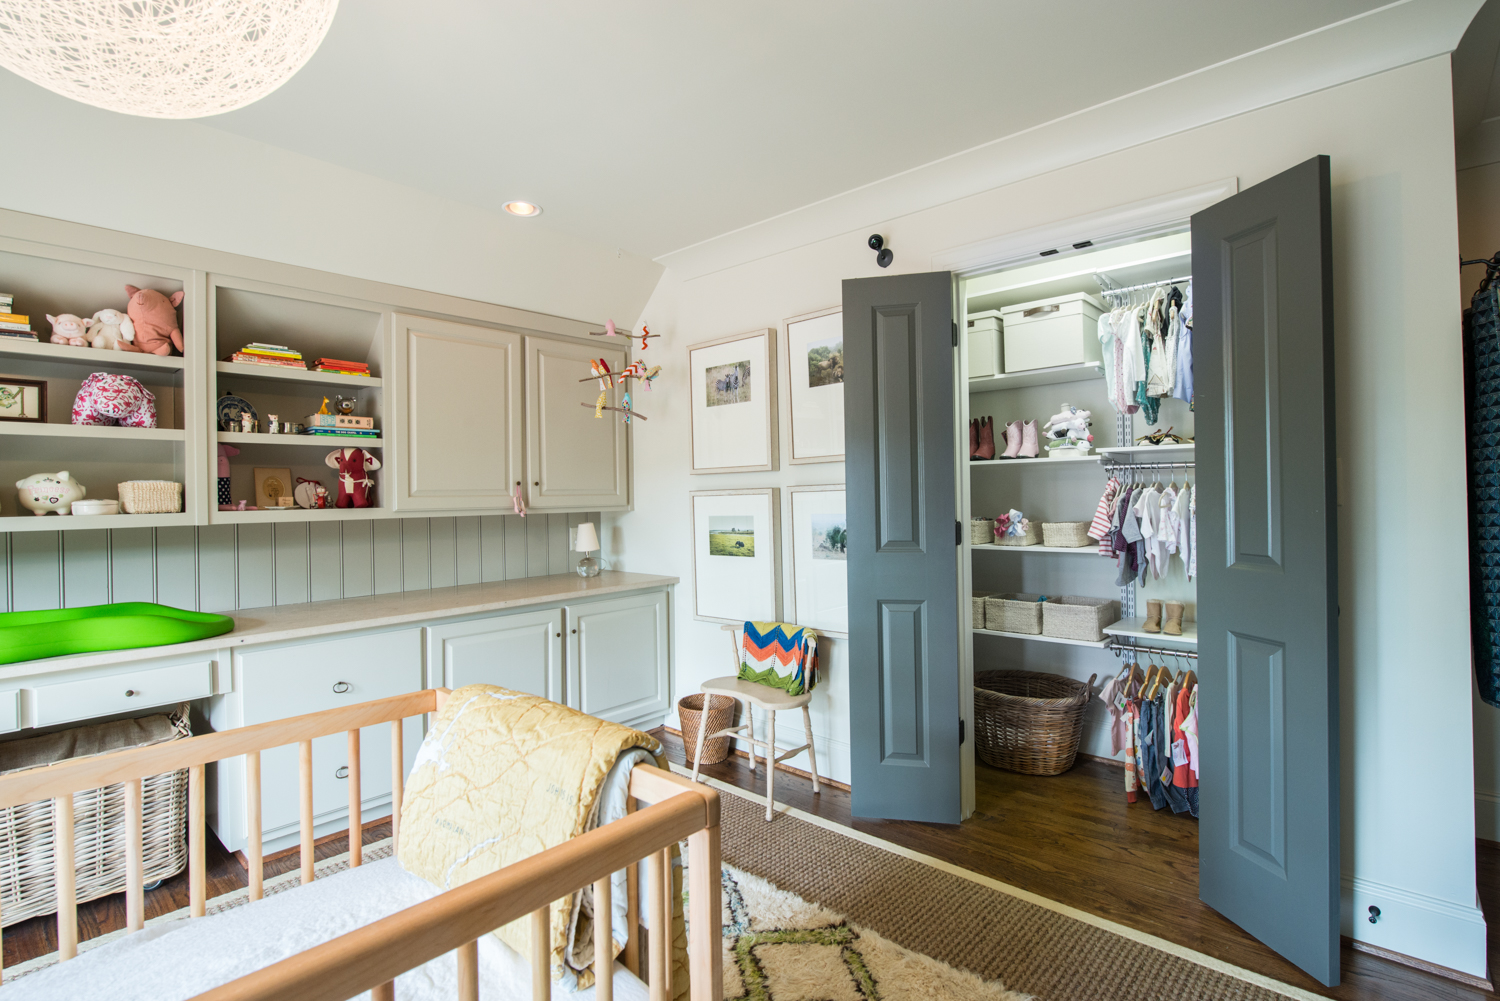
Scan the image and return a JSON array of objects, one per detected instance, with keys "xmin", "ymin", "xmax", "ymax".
[
  {"xmin": 931, "ymin": 178, "xmax": 1238, "ymax": 277},
  {"xmin": 657, "ymin": 0, "xmax": 1480, "ymax": 281}
]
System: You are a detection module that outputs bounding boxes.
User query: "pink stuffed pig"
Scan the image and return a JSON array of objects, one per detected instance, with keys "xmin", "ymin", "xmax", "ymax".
[
  {"xmin": 46, "ymin": 313, "xmax": 92, "ymax": 347},
  {"xmin": 124, "ymin": 285, "xmax": 185, "ymax": 356}
]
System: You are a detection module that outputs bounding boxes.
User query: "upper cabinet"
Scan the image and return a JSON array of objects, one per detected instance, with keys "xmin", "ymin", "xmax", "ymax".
[
  {"xmin": 390, "ymin": 313, "xmax": 522, "ymax": 512},
  {"xmin": 525, "ymin": 336, "xmax": 629, "ymax": 511}
]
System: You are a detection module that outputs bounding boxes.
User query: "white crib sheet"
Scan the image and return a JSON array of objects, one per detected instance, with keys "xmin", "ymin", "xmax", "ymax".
[{"xmin": 2, "ymin": 857, "xmax": 650, "ymax": 1001}]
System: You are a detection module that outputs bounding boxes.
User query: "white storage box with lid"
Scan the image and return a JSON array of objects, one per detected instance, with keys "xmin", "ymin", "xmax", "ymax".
[
  {"xmin": 1000, "ymin": 293, "xmax": 1105, "ymax": 373},
  {"xmin": 967, "ymin": 309, "xmax": 1003, "ymax": 379}
]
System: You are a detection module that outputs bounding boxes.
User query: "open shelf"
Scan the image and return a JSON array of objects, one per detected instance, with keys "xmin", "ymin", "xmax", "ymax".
[
  {"xmin": 972, "ymin": 627, "xmax": 1112, "ymax": 649},
  {"xmin": 1097, "ymin": 443, "xmax": 1195, "ymax": 460},
  {"xmin": 973, "ymin": 543, "xmax": 1101, "ymax": 555},
  {"xmin": 216, "ymin": 361, "xmax": 382, "ymax": 389},
  {"xmin": 211, "ymin": 505, "xmax": 388, "ymax": 525},
  {"xmin": 218, "ymin": 431, "xmax": 383, "ymax": 449},
  {"xmin": 0, "ymin": 422, "xmax": 184, "ymax": 442},
  {"xmin": 970, "ymin": 455, "xmax": 1100, "ymax": 468},
  {"xmin": 968, "ymin": 362, "xmax": 1104, "ymax": 394},
  {"xmin": 0, "ymin": 511, "xmax": 193, "ymax": 533},
  {"xmin": 0, "ymin": 339, "xmax": 185, "ymax": 373},
  {"xmin": 1103, "ymin": 617, "xmax": 1198, "ymax": 645}
]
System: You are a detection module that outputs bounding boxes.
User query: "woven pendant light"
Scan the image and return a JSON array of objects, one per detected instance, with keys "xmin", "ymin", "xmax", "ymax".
[{"xmin": 0, "ymin": 1, "xmax": 339, "ymax": 119}]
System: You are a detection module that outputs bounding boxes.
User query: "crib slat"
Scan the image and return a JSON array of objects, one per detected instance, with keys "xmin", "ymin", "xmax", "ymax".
[
  {"xmin": 54, "ymin": 794, "xmax": 77, "ymax": 961},
  {"xmin": 347, "ymin": 729, "xmax": 362, "ymax": 868},
  {"xmin": 247, "ymin": 750, "xmax": 264, "ymax": 901},
  {"xmin": 299, "ymin": 739, "xmax": 314, "ymax": 885},
  {"xmin": 687, "ymin": 826, "xmax": 722, "ymax": 1001},
  {"xmin": 391, "ymin": 719, "xmax": 403, "ymax": 856},
  {"xmin": 370, "ymin": 982, "xmax": 395, "ymax": 1001},
  {"xmin": 624, "ymin": 798, "xmax": 639, "ymax": 977},
  {"xmin": 124, "ymin": 776, "xmax": 144, "ymax": 931},
  {"xmin": 646, "ymin": 850, "xmax": 666, "ymax": 1001},
  {"xmin": 531, "ymin": 905, "xmax": 549, "ymax": 1001},
  {"xmin": 658, "ymin": 847, "xmax": 673, "ymax": 1000},
  {"xmin": 459, "ymin": 937, "xmax": 480, "ymax": 1001},
  {"xmin": 594, "ymin": 876, "xmax": 613, "ymax": 1001},
  {"xmin": 190, "ymin": 764, "xmax": 206, "ymax": 918}
]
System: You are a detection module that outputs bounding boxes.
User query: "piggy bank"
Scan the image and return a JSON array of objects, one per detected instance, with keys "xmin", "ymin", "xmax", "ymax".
[{"xmin": 16, "ymin": 471, "xmax": 86, "ymax": 516}]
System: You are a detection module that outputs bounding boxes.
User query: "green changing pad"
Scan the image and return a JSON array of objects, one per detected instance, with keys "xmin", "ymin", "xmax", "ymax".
[{"xmin": 0, "ymin": 602, "xmax": 235, "ymax": 665}]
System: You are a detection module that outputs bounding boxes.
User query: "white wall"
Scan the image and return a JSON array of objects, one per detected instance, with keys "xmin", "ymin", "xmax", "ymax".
[
  {"xmin": 611, "ymin": 55, "xmax": 1483, "ymax": 975},
  {"xmin": 0, "ymin": 74, "xmax": 661, "ymax": 328}
]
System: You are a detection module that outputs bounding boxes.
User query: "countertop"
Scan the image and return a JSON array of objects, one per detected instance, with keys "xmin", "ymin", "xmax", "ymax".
[{"xmin": 0, "ymin": 571, "xmax": 679, "ymax": 681}]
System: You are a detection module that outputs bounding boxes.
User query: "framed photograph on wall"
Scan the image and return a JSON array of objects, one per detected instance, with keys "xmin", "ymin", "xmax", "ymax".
[
  {"xmin": 688, "ymin": 328, "xmax": 777, "ymax": 473},
  {"xmin": 784, "ymin": 307, "xmax": 844, "ymax": 464},
  {"xmin": 0, "ymin": 377, "xmax": 46, "ymax": 423},
  {"xmin": 788, "ymin": 485, "xmax": 847, "ymax": 637},
  {"xmin": 690, "ymin": 488, "xmax": 781, "ymax": 624}
]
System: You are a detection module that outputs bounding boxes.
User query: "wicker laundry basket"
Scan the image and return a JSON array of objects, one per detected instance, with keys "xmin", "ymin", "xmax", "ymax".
[
  {"xmin": 973, "ymin": 670, "xmax": 1097, "ymax": 775},
  {"xmin": 117, "ymin": 480, "xmax": 183, "ymax": 514},
  {"xmin": 969, "ymin": 519, "xmax": 995, "ymax": 546},
  {"xmin": 972, "ymin": 591, "xmax": 993, "ymax": 628},
  {"xmin": 983, "ymin": 593, "xmax": 1052, "ymax": 635},
  {"xmin": 1041, "ymin": 522, "xmax": 1092, "ymax": 548},
  {"xmin": 0, "ymin": 705, "xmax": 190, "ymax": 926},
  {"xmin": 678, "ymin": 694, "xmax": 737, "ymax": 765},
  {"xmin": 1041, "ymin": 595, "xmax": 1121, "ymax": 642},
  {"xmin": 992, "ymin": 523, "xmax": 1039, "ymax": 547}
]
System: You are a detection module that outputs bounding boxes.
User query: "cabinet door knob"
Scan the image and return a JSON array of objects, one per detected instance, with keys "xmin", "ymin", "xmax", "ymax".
[
  {"xmin": 332, "ymin": 681, "xmax": 350, "ymax": 694},
  {"xmin": 571, "ymin": 629, "xmax": 577, "ymax": 634},
  {"xmin": 555, "ymin": 632, "xmax": 561, "ymax": 638},
  {"xmin": 124, "ymin": 689, "xmax": 138, "ymax": 697},
  {"xmin": 533, "ymin": 481, "xmax": 539, "ymax": 486},
  {"xmin": 335, "ymin": 766, "xmax": 349, "ymax": 779}
]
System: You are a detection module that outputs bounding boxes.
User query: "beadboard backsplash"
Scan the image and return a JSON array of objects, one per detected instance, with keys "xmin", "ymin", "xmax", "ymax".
[{"xmin": 0, "ymin": 512, "xmax": 601, "ymax": 614}]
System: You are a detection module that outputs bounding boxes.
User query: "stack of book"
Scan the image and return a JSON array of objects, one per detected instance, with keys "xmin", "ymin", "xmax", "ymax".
[
  {"xmin": 299, "ymin": 424, "xmax": 380, "ymax": 440},
  {"xmin": 229, "ymin": 342, "xmax": 307, "ymax": 369},
  {"xmin": 0, "ymin": 294, "xmax": 35, "ymax": 341},
  {"xmin": 312, "ymin": 357, "xmax": 371, "ymax": 377}
]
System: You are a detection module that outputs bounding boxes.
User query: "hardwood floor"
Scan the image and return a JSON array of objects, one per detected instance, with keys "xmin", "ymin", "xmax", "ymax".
[{"xmin": 654, "ymin": 730, "xmax": 1500, "ymax": 1001}]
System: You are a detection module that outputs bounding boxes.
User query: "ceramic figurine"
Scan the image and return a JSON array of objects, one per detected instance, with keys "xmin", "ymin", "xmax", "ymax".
[
  {"xmin": 325, "ymin": 447, "xmax": 380, "ymax": 508},
  {"xmin": 267, "ymin": 413, "xmax": 280, "ymax": 434},
  {"xmin": 71, "ymin": 372, "xmax": 157, "ymax": 428},
  {"xmin": 16, "ymin": 471, "xmax": 86, "ymax": 516},
  {"xmin": 240, "ymin": 412, "xmax": 254, "ymax": 434},
  {"xmin": 315, "ymin": 484, "xmax": 329, "ymax": 508},
  {"xmin": 317, "ymin": 397, "xmax": 330, "ymax": 415},
  {"xmin": 334, "ymin": 395, "xmax": 356, "ymax": 416}
]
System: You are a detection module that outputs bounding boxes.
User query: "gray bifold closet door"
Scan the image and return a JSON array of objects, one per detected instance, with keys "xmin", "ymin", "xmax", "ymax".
[
  {"xmin": 1193, "ymin": 155, "xmax": 1340, "ymax": 986},
  {"xmin": 842, "ymin": 270, "xmax": 962, "ymax": 823}
]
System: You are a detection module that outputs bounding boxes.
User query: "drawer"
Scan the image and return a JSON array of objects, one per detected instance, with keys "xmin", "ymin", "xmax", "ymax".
[
  {"xmin": 239, "ymin": 629, "xmax": 422, "ymax": 726},
  {"xmin": 0, "ymin": 690, "xmax": 19, "ymax": 733},
  {"xmin": 31, "ymin": 661, "xmax": 214, "ymax": 727}
]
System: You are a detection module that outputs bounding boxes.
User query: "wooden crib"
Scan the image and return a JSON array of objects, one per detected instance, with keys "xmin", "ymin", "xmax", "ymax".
[{"xmin": 0, "ymin": 688, "xmax": 722, "ymax": 1001}]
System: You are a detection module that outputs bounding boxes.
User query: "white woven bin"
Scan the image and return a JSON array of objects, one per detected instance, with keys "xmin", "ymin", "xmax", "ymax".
[
  {"xmin": 117, "ymin": 480, "xmax": 183, "ymax": 514},
  {"xmin": 1041, "ymin": 596, "xmax": 1121, "ymax": 643}
]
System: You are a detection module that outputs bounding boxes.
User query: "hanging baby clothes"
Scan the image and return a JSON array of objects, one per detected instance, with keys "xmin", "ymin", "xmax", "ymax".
[
  {"xmin": 1465, "ymin": 274, "xmax": 1500, "ymax": 706},
  {"xmin": 1088, "ymin": 478, "xmax": 1120, "ymax": 558},
  {"xmin": 1182, "ymin": 684, "xmax": 1200, "ymax": 780},
  {"xmin": 1172, "ymin": 682, "xmax": 1200, "ymax": 818},
  {"xmin": 1116, "ymin": 308, "xmax": 1144, "ymax": 414},
  {"xmin": 1116, "ymin": 486, "xmax": 1142, "ymax": 587},
  {"xmin": 1172, "ymin": 283, "xmax": 1194, "ymax": 407},
  {"xmin": 1173, "ymin": 484, "xmax": 1192, "ymax": 576},
  {"xmin": 1133, "ymin": 484, "xmax": 1163, "ymax": 580},
  {"xmin": 1125, "ymin": 696, "xmax": 1142, "ymax": 804},
  {"xmin": 1157, "ymin": 485, "xmax": 1180, "ymax": 566},
  {"xmin": 1135, "ymin": 291, "xmax": 1163, "ymax": 424},
  {"xmin": 1098, "ymin": 313, "xmax": 1118, "ymax": 406},
  {"xmin": 1146, "ymin": 287, "xmax": 1176, "ymax": 399},
  {"xmin": 1137, "ymin": 696, "xmax": 1169, "ymax": 810},
  {"xmin": 1188, "ymin": 484, "xmax": 1198, "ymax": 580},
  {"xmin": 1098, "ymin": 675, "xmax": 1130, "ymax": 755}
]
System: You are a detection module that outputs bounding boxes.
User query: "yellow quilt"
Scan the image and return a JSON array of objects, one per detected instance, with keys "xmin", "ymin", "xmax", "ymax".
[{"xmin": 398, "ymin": 685, "xmax": 687, "ymax": 998}]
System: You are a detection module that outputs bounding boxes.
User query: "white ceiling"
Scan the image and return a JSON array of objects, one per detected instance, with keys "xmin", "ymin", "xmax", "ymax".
[{"xmin": 202, "ymin": 1, "xmax": 1400, "ymax": 262}]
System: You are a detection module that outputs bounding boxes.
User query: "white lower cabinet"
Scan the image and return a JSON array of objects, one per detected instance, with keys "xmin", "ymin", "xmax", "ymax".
[
  {"xmin": 426, "ymin": 608, "xmax": 562, "ymax": 700},
  {"xmin": 566, "ymin": 591, "xmax": 669, "ymax": 725}
]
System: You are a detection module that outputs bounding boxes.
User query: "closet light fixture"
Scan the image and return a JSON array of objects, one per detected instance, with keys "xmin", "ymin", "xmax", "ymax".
[
  {"xmin": 0, "ymin": 0, "xmax": 340, "ymax": 119},
  {"xmin": 504, "ymin": 201, "xmax": 542, "ymax": 217}
]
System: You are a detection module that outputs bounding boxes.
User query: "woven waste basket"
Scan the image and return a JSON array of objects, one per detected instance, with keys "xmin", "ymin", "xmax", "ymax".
[
  {"xmin": 973, "ymin": 670, "xmax": 1096, "ymax": 775},
  {"xmin": 0, "ymin": 705, "xmax": 190, "ymax": 926},
  {"xmin": 678, "ymin": 693, "xmax": 737, "ymax": 765}
]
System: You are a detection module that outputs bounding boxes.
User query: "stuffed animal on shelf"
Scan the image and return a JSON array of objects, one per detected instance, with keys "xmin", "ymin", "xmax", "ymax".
[
  {"xmin": 325, "ymin": 447, "xmax": 380, "ymax": 508},
  {"xmin": 46, "ymin": 313, "xmax": 91, "ymax": 346},
  {"xmin": 124, "ymin": 285, "xmax": 185, "ymax": 356},
  {"xmin": 87, "ymin": 308, "xmax": 138, "ymax": 351},
  {"xmin": 16, "ymin": 471, "xmax": 86, "ymax": 516},
  {"xmin": 72, "ymin": 372, "xmax": 157, "ymax": 428},
  {"xmin": 1043, "ymin": 403, "xmax": 1093, "ymax": 456}
]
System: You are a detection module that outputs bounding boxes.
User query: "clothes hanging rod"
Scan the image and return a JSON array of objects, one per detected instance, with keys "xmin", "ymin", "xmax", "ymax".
[
  {"xmin": 1097, "ymin": 275, "xmax": 1192, "ymax": 297},
  {"xmin": 1100, "ymin": 459, "xmax": 1196, "ymax": 470},
  {"xmin": 1111, "ymin": 640, "xmax": 1199, "ymax": 661}
]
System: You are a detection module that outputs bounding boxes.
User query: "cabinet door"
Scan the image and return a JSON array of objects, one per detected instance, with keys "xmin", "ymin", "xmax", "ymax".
[
  {"xmin": 427, "ymin": 608, "xmax": 563, "ymax": 701},
  {"xmin": 392, "ymin": 313, "xmax": 523, "ymax": 511},
  {"xmin": 525, "ymin": 337, "xmax": 629, "ymax": 510},
  {"xmin": 566, "ymin": 590, "xmax": 668, "ymax": 724}
]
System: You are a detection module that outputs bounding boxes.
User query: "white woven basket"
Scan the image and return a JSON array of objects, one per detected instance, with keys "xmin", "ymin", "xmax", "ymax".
[
  {"xmin": 992, "ymin": 524, "xmax": 1039, "ymax": 547},
  {"xmin": 969, "ymin": 519, "xmax": 995, "ymax": 546},
  {"xmin": 1040, "ymin": 522, "xmax": 1092, "ymax": 548},
  {"xmin": 983, "ymin": 593, "xmax": 1051, "ymax": 634},
  {"xmin": 117, "ymin": 480, "xmax": 183, "ymax": 514},
  {"xmin": 1041, "ymin": 596, "xmax": 1121, "ymax": 642},
  {"xmin": 972, "ymin": 590, "xmax": 993, "ymax": 628}
]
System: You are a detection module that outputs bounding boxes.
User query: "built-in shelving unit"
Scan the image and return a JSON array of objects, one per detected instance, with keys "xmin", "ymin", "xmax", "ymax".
[
  {"xmin": 0, "ymin": 423, "xmax": 184, "ymax": 442},
  {"xmin": 215, "ymin": 360, "xmax": 383, "ymax": 389},
  {"xmin": 1096, "ymin": 443, "xmax": 1195, "ymax": 460},
  {"xmin": 970, "ymin": 455, "xmax": 1100, "ymax": 468},
  {"xmin": 968, "ymin": 362, "xmax": 1104, "ymax": 394},
  {"xmin": 972, "ymin": 543, "xmax": 1101, "ymax": 555},
  {"xmin": 217, "ymin": 431, "xmax": 384, "ymax": 449},
  {"xmin": 0, "ymin": 339, "xmax": 185, "ymax": 373},
  {"xmin": 973, "ymin": 627, "xmax": 1112, "ymax": 649},
  {"xmin": 1103, "ymin": 617, "xmax": 1198, "ymax": 645}
]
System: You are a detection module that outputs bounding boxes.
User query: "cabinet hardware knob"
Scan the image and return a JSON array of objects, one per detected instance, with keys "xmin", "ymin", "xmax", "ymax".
[
  {"xmin": 555, "ymin": 632, "xmax": 561, "ymax": 638},
  {"xmin": 333, "ymin": 681, "xmax": 350, "ymax": 694},
  {"xmin": 533, "ymin": 481, "xmax": 539, "ymax": 486},
  {"xmin": 335, "ymin": 766, "xmax": 349, "ymax": 779},
  {"xmin": 124, "ymin": 689, "xmax": 138, "ymax": 697},
  {"xmin": 571, "ymin": 629, "xmax": 577, "ymax": 634}
]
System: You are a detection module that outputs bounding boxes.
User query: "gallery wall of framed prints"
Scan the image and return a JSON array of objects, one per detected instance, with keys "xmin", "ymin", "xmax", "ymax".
[
  {"xmin": 787, "ymin": 485, "xmax": 847, "ymax": 637},
  {"xmin": 689, "ymin": 487, "xmax": 782, "ymax": 624},
  {"xmin": 783, "ymin": 307, "xmax": 844, "ymax": 464},
  {"xmin": 687, "ymin": 328, "xmax": 778, "ymax": 474}
]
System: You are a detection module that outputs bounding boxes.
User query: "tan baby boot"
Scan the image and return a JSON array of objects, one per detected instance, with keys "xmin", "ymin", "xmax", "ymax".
[
  {"xmin": 1163, "ymin": 602, "xmax": 1185, "ymax": 636},
  {"xmin": 1143, "ymin": 599, "xmax": 1163, "ymax": 633}
]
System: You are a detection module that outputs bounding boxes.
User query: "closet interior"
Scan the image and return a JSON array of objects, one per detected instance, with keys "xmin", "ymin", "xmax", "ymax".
[{"xmin": 961, "ymin": 231, "xmax": 1201, "ymax": 825}]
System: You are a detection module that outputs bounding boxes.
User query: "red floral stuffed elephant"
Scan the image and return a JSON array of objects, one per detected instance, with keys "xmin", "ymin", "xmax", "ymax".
[
  {"xmin": 325, "ymin": 447, "xmax": 380, "ymax": 508},
  {"xmin": 71, "ymin": 372, "xmax": 157, "ymax": 428}
]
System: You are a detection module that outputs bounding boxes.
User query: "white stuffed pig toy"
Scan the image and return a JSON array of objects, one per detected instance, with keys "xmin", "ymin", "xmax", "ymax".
[
  {"xmin": 46, "ymin": 313, "xmax": 91, "ymax": 347},
  {"xmin": 16, "ymin": 471, "xmax": 86, "ymax": 516},
  {"xmin": 87, "ymin": 308, "xmax": 138, "ymax": 351}
]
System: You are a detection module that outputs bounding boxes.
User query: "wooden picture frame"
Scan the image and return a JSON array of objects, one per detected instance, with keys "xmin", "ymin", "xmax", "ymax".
[
  {"xmin": 253, "ymin": 467, "xmax": 294, "ymax": 509},
  {"xmin": 687, "ymin": 328, "xmax": 777, "ymax": 474},
  {"xmin": 783, "ymin": 306, "xmax": 844, "ymax": 464},
  {"xmin": 690, "ymin": 487, "xmax": 781, "ymax": 624},
  {"xmin": 0, "ymin": 377, "xmax": 46, "ymax": 423},
  {"xmin": 787, "ymin": 485, "xmax": 848, "ymax": 637}
]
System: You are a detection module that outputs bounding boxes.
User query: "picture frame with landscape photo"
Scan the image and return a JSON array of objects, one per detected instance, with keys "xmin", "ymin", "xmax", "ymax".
[
  {"xmin": 789, "ymin": 485, "xmax": 848, "ymax": 636},
  {"xmin": 690, "ymin": 487, "xmax": 781, "ymax": 624},
  {"xmin": 784, "ymin": 306, "xmax": 843, "ymax": 464},
  {"xmin": 0, "ymin": 377, "xmax": 47, "ymax": 424},
  {"xmin": 688, "ymin": 328, "xmax": 777, "ymax": 474}
]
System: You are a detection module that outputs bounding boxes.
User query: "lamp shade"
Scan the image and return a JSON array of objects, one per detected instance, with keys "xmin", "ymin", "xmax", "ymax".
[{"xmin": 574, "ymin": 522, "xmax": 600, "ymax": 553}]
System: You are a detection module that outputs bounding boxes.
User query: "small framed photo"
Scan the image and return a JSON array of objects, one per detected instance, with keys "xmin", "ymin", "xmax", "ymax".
[
  {"xmin": 788, "ymin": 485, "xmax": 847, "ymax": 637},
  {"xmin": 783, "ymin": 307, "xmax": 844, "ymax": 464},
  {"xmin": 688, "ymin": 328, "xmax": 777, "ymax": 473},
  {"xmin": 0, "ymin": 377, "xmax": 47, "ymax": 423},
  {"xmin": 253, "ymin": 467, "xmax": 293, "ymax": 509},
  {"xmin": 690, "ymin": 488, "xmax": 781, "ymax": 624}
]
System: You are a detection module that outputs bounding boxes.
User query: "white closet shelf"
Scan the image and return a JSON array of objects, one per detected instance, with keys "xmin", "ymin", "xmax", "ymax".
[
  {"xmin": 972, "ymin": 543, "xmax": 1102, "ymax": 555},
  {"xmin": 972, "ymin": 627, "xmax": 1111, "ymax": 649},
  {"xmin": 0, "ymin": 512, "xmax": 193, "ymax": 533},
  {"xmin": 1103, "ymin": 618, "xmax": 1198, "ymax": 645},
  {"xmin": 218, "ymin": 431, "xmax": 384, "ymax": 448},
  {"xmin": 0, "ymin": 422, "xmax": 184, "ymax": 442},
  {"xmin": 1096, "ymin": 443, "xmax": 1195, "ymax": 459},
  {"xmin": 0, "ymin": 340, "xmax": 186, "ymax": 372},
  {"xmin": 968, "ymin": 362, "xmax": 1104, "ymax": 393},
  {"xmin": 970, "ymin": 456, "xmax": 1100, "ymax": 468},
  {"xmin": 215, "ymin": 361, "xmax": 383, "ymax": 388}
]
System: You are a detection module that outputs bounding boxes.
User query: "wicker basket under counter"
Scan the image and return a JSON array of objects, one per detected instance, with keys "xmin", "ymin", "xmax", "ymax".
[
  {"xmin": 1040, "ymin": 595, "xmax": 1120, "ymax": 642},
  {"xmin": 1040, "ymin": 521, "xmax": 1092, "ymax": 548},
  {"xmin": 973, "ymin": 670, "xmax": 1097, "ymax": 775},
  {"xmin": 983, "ymin": 593, "xmax": 1052, "ymax": 635}
]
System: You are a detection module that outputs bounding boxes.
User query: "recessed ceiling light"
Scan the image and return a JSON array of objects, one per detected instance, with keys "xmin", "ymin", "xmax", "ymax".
[{"xmin": 504, "ymin": 201, "xmax": 541, "ymax": 217}]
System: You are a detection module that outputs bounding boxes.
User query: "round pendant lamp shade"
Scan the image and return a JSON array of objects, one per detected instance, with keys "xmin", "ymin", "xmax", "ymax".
[{"xmin": 0, "ymin": 0, "xmax": 339, "ymax": 119}]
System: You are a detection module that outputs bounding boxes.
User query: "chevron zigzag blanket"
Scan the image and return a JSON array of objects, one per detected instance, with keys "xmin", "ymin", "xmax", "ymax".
[{"xmin": 737, "ymin": 621, "xmax": 819, "ymax": 696}]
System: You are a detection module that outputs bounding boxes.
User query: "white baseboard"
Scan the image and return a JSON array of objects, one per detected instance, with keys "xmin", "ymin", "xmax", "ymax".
[{"xmin": 1341, "ymin": 874, "xmax": 1488, "ymax": 978}]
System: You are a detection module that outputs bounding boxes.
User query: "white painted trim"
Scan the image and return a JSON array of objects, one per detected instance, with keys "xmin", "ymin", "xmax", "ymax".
[{"xmin": 1341, "ymin": 874, "xmax": 1489, "ymax": 978}]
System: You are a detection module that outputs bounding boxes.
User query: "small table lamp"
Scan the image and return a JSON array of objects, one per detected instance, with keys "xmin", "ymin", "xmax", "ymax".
[{"xmin": 574, "ymin": 521, "xmax": 603, "ymax": 577}]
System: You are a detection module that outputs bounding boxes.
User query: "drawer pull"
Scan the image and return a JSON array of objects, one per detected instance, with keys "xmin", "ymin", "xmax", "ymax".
[
  {"xmin": 124, "ymin": 689, "xmax": 138, "ymax": 697},
  {"xmin": 335, "ymin": 766, "xmax": 349, "ymax": 780},
  {"xmin": 332, "ymin": 681, "xmax": 350, "ymax": 694},
  {"xmin": 1022, "ymin": 304, "xmax": 1060, "ymax": 317}
]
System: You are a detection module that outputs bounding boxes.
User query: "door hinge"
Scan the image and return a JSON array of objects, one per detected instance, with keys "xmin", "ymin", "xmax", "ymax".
[
  {"xmin": 959, "ymin": 719, "xmax": 966, "ymax": 744},
  {"xmin": 956, "ymin": 520, "xmax": 962, "ymax": 546},
  {"xmin": 952, "ymin": 321, "xmax": 958, "ymax": 347}
]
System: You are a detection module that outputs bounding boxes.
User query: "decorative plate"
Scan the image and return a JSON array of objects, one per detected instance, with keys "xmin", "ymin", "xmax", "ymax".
[{"xmin": 217, "ymin": 394, "xmax": 257, "ymax": 431}]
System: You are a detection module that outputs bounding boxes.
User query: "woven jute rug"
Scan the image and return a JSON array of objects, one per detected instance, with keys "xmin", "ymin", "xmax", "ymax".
[{"xmin": 698, "ymin": 769, "xmax": 1322, "ymax": 1001}]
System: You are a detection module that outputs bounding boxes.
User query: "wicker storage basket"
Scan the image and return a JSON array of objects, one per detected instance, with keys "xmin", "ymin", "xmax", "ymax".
[
  {"xmin": 972, "ymin": 590, "xmax": 993, "ymax": 628},
  {"xmin": 973, "ymin": 670, "xmax": 1097, "ymax": 775},
  {"xmin": 1041, "ymin": 521, "xmax": 1092, "ymax": 548},
  {"xmin": 969, "ymin": 519, "xmax": 995, "ymax": 546},
  {"xmin": 1041, "ymin": 595, "xmax": 1121, "ymax": 642},
  {"xmin": 117, "ymin": 480, "xmax": 183, "ymax": 514},
  {"xmin": 992, "ymin": 523, "xmax": 1039, "ymax": 547},
  {"xmin": 983, "ymin": 593, "xmax": 1052, "ymax": 635},
  {"xmin": 0, "ymin": 706, "xmax": 190, "ymax": 926},
  {"xmin": 678, "ymin": 693, "xmax": 737, "ymax": 765}
]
